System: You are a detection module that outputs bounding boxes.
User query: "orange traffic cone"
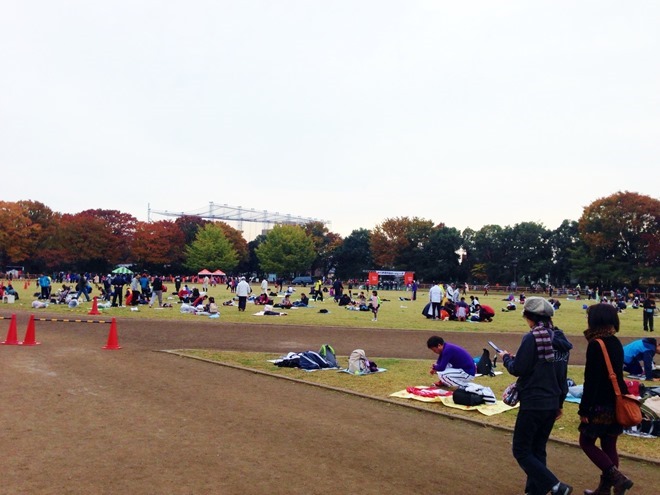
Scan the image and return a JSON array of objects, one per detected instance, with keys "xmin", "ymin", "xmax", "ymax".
[
  {"xmin": 103, "ymin": 318, "xmax": 121, "ymax": 350},
  {"xmin": 88, "ymin": 296, "xmax": 101, "ymax": 315},
  {"xmin": 20, "ymin": 315, "xmax": 40, "ymax": 346},
  {"xmin": 1, "ymin": 314, "xmax": 20, "ymax": 345}
]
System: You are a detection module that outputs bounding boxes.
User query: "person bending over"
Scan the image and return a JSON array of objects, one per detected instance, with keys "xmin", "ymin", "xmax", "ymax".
[{"xmin": 427, "ymin": 335, "xmax": 476, "ymax": 388}]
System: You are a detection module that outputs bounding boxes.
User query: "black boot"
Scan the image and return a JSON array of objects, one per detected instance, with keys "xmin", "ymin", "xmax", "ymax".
[
  {"xmin": 584, "ymin": 474, "xmax": 611, "ymax": 495},
  {"xmin": 606, "ymin": 466, "xmax": 633, "ymax": 495}
]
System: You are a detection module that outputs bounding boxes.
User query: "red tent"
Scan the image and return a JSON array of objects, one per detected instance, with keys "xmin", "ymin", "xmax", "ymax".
[
  {"xmin": 197, "ymin": 269, "xmax": 213, "ymax": 276},
  {"xmin": 212, "ymin": 270, "xmax": 226, "ymax": 276}
]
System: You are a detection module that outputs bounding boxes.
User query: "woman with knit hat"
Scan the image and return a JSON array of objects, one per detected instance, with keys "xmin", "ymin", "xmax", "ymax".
[{"xmin": 497, "ymin": 297, "xmax": 574, "ymax": 495}]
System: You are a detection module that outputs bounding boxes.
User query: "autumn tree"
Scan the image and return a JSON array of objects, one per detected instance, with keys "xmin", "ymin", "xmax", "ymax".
[
  {"xmin": 255, "ymin": 225, "xmax": 315, "ymax": 276},
  {"xmin": 131, "ymin": 220, "xmax": 186, "ymax": 272},
  {"xmin": 577, "ymin": 191, "xmax": 660, "ymax": 285},
  {"xmin": 370, "ymin": 217, "xmax": 435, "ymax": 270},
  {"xmin": 49, "ymin": 213, "xmax": 117, "ymax": 272},
  {"xmin": 0, "ymin": 201, "xmax": 41, "ymax": 267},
  {"xmin": 79, "ymin": 209, "xmax": 138, "ymax": 264},
  {"xmin": 184, "ymin": 223, "xmax": 238, "ymax": 273}
]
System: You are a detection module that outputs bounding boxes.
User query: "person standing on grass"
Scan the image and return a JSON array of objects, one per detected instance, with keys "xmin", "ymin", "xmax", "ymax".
[
  {"xmin": 429, "ymin": 282, "xmax": 443, "ymax": 320},
  {"xmin": 497, "ymin": 297, "xmax": 573, "ymax": 495},
  {"xmin": 369, "ymin": 290, "xmax": 380, "ymax": 321},
  {"xmin": 642, "ymin": 295, "xmax": 656, "ymax": 332},
  {"xmin": 236, "ymin": 276, "xmax": 251, "ymax": 312},
  {"xmin": 149, "ymin": 274, "xmax": 164, "ymax": 308},
  {"xmin": 427, "ymin": 335, "xmax": 476, "ymax": 388},
  {"xmin": 579, "ymin": 303, "xmax": 634, "ymax": 495}
]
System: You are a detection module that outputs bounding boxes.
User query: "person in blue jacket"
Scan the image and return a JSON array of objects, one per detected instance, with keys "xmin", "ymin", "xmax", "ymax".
[{"xmin": 623, "ymin": 338, "xmax": 660, "ymax": 381}]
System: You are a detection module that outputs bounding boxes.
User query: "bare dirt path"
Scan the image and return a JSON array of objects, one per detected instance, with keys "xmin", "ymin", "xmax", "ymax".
[{"xmin": 0, "ymin": 311, "xmax": 657, "ymax": 494}]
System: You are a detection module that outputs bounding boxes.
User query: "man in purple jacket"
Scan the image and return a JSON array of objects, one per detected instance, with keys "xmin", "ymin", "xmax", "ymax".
[{"xmin": 427, "ymin": 335, "xmax": 477, "ymax": 388}]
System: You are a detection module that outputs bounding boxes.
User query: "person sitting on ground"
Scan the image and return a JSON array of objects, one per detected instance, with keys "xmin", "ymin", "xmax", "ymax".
[
  {"xmin": 338, "ymin": 293, "xmax": 351, "ymax": 306},
  {"xmin": 5, "ymin": 283, "xmax": 19, "ymax": 300},
  {"xmin": 427, "ymin": 335, "xmax": 476, "ymax": 389},
  {"xmin": 548, "ymin": 298, "xmax": 561, "ymax": 310},
  {"xmin": 192, "ymin": 294, "xmax": 208, "ymax": 308},
  {"xmin": 292, "ymin": 293, "xmax": 309, "ymax": 307},
  {"xmin": 205, "ymin": 296, "xmax": 219, "ymax": 314},
  {"xmin": 455, "ymin": 297, "xmax": 470, "ymax": 321},
  {"xmin": 178, "ymin": 284, "xmax": 192, "ymax": 303},
  {"xmin": 254, "ymin": 293, "xmax": 271, "ymax": 305},
  {"xmin": 519, "ymin": 292, "xmax": 526, "ymax": 304},
  {"xmin": 275, "ymin": 294, "xmax": 293, "ymax": 309},
  {"xmin": 623, "ymin": 338, "xmax": 660, "ymax": 381}
]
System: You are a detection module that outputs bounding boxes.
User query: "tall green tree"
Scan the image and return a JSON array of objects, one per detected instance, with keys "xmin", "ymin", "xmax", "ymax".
[
  {"xmin": 505, "ymin": 222, "xmax": 552, "ymax": 286},
  {"xmin": 416, "ymin": 226, "xmax": 463, "ymax": 282},
  {"xmin": 303, "ymin": 221, "xmax": 343, "ymax": 277},
  {"xmin": 548, "ymin": 220, "xmax": 581, "ymax": 286},
  {"xmin": 334, "ymin": 228, "xmax": 372, "ymax": 279},
  {"xmin": 470, "ymin": 225, "xmax": 507, "ymax": 282},
  {"xmin": 255, "ymin": 225, "xmax": 315, "ymax": 276},
  {"xmin": 184, "ymin": 223, "xmax": 238, "ymax": 273}
]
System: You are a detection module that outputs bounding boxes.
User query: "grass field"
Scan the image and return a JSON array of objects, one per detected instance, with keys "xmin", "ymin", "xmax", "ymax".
[{"xmin": 4, "ymin": 281, "xmax": 653, "ymax": 338}]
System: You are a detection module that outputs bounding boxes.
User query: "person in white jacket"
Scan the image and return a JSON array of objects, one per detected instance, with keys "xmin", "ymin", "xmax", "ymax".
[
  {"xmin": 428, "ymin": 283, "xmax": 444, "ymax": 320},
  {"xmin": 236, "ymin": 277, "xmax": 252, "ymax": 312}
]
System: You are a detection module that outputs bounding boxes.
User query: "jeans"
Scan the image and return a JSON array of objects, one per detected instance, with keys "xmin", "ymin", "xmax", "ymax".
[
  {"xmin": 76, "ymin": 286, "xmax": 91, "ymax": 302},
  {"xmin": 512, "ymin": 409, "xmax": 559, "ymax": 495}
]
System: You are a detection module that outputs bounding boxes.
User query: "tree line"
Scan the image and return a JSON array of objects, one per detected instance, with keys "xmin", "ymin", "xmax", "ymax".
[{"xmin": 0, "ymin": 191, "xmax": 657, "ymax": 288}]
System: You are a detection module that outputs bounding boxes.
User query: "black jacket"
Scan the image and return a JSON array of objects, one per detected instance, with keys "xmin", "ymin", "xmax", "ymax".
[{"xmin": 503, "ymin": 326, "xmax": 573, "ymax": 411}]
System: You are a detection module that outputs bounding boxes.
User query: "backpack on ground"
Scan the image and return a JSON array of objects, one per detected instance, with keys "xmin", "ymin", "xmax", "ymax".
[
  {"xmin": 299, "ymin": 350, "xmax": 330, "ymax": 370},
  {"xmin": 319, "ymin": 344, "xmax": 338, "ymax": 368},
  {"xmin": 348, "ymin": 349, "xmax": 370, "ymax": 374},
  {"xmin": 273, "ymin": 352, "xmax": 301, "ymax": 368},
  {"xmin": 476, "ymin": 348, "xmax": 495, "ymax": 376},
  {"xmin": 452, "ymin": 387, "xmax": 486, "ymax": 406}
]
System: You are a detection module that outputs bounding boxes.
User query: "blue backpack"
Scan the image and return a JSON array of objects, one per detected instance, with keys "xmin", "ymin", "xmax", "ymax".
[
  {"xmin": 299, "ymin": 351, "xmax": 330, "ymax": 370},
  {"xmin": 318, "ymin": 344, "xmax": 338, "ymax": 368}
]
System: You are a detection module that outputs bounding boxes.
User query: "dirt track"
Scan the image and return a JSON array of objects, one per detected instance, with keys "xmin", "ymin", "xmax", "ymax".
[{"xmin": 0, "ymin": 311, "xmax": 658, "ymax": 495}]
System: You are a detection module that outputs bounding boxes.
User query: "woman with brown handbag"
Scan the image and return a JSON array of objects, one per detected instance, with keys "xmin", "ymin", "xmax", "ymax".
[{"xmin": 579, "ymin": 303, "xmax": 634, "ymax": 495}]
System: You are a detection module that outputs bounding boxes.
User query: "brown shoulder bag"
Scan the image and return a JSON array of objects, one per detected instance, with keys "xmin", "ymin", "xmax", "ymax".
[{"xmin": 595, "ymin": 339, "xmax": 642, "ymax": 428}]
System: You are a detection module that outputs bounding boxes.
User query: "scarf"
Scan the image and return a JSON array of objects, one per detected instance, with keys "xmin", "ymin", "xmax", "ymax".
[
  {"xmin": 583, "ymin": 326, "xmax": 615, "ymax": 342},
  {"xmin": 531, "ymin": 322, "xmax": 554, "ymax": 362}
]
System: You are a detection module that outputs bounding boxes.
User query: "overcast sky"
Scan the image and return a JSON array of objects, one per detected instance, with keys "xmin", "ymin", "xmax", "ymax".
[{"xmin": 2, "ymin": 1, "xmax": 658, "ymax": 240}]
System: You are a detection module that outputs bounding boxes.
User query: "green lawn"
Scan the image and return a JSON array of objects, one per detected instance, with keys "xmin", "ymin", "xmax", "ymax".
[{"xmin": 6, "ymin": 281, "xmax": 652, "ymax": 338}]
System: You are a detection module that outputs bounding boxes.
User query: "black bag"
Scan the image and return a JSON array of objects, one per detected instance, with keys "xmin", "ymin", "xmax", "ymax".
[
  {"xmin": 452, "ymin": 388, "xmax": 485, "ymax": 406},
  {"xmin": 476, "ymin": 348, "xmax": 494, "ymax": 376}
]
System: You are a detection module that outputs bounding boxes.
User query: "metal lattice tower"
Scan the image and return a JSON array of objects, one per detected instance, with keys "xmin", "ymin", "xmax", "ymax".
[{"xmin": 148, "ymin": 202, "xmax": 329, "ymax": 232}]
